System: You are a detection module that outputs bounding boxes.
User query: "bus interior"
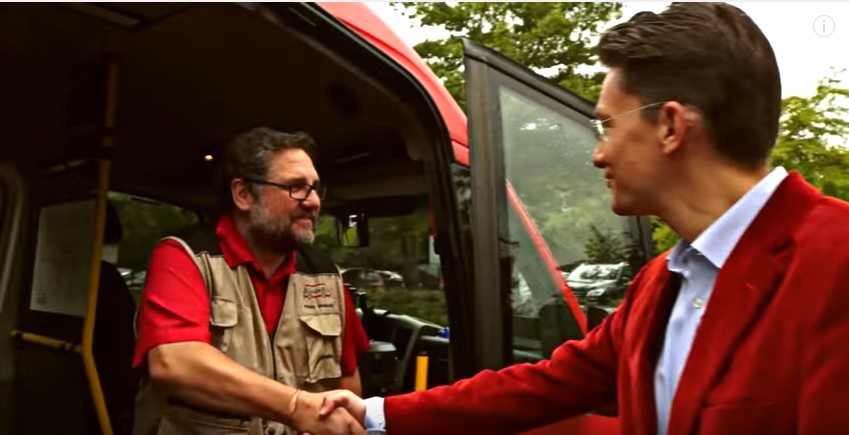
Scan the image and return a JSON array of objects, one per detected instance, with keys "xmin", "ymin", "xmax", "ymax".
[{"xmin": 0, "ymin": 3, "xmax": 458, "ymax": 434}]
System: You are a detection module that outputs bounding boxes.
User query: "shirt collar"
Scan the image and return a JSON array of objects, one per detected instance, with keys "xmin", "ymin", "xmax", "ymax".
[
  {"xmin": 668, "ymin": 166, "xmax": 789, "ymax": 270},
  {"xmin": 216, "ymin": 214, "xmax": 296, "ymax": 280}
]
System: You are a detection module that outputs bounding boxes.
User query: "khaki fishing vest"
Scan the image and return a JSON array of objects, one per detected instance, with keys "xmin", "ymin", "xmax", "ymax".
[{"xmin": 134, "ymin": 229, "xmax": 346, "ymax": 435}]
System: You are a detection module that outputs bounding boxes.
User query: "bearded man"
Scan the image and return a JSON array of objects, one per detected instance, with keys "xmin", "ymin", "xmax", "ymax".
[{"xmin": 132, "ymin": 127, "xmax": 370, "ymax": 435}]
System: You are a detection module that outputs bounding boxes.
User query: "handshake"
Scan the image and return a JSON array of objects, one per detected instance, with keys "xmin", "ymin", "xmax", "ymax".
[{"xmin": 291, "ymin": 389, "xmax": 375, "ymax": 435}]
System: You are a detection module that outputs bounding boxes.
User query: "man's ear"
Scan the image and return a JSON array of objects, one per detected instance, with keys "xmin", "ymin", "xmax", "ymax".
[
  {"xmin": 231, "ymin": 179, "xmax": 255, "ymax": 212},
  {"xmin": 657, "ymin": 102, "xmax": 689, "ymax": 156}
]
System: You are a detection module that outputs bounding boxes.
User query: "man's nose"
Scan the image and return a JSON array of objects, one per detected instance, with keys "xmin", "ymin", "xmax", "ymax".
[
  {"xmin": 592, "ymin": 143, "xmax": 606, "ymax": 169},
  {"xmin": 300, "ymin": 189, "xmax": 321, "ymax": 210}
]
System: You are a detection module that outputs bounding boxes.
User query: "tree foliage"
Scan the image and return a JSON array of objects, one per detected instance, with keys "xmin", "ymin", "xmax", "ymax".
[
  {"xmin": 498, "ymin": 86, "xmax": 633, "ymax": 268},
  {"xmin": 110, "ymin": 192, "xmax": 198, "ymax": 271},
  {"xmin": 392, "ymin": 2, "xmax": 622, "ymax": 106},
  {"xmin": 392, "ymin": 2, "xmax": 849, "ymax": 258},
  {"xmin": 391, "ymin": 2, "xmax": 641, "ymax": 276},
  {"xmin": 772, "ymin": 70, "xmax": 849, "ymax": 199},
  {"xmin": 584, "ymin": 224, "xmax": 629, "ymax": 264},
  {"xmin": 313, "ymin": 214, "xmax": 430, "ymax": 276}
]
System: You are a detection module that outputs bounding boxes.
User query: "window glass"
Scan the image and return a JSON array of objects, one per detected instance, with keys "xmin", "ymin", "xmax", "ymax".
[
  {"xmin": 314, "ymin": 210, "xmax": 447, "ymax": 326},
  {"xmin": 499, "ymin": 85, "xmax": 640, "ymax": 311},
  {"xmin": 108, "ymin": 192, "xmax": 199, "ymax": 303}
]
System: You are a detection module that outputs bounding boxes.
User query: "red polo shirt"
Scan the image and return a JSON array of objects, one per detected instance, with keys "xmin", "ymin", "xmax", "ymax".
[{"xmin": 133, "ymin": 215, "xmax": 371, "ymax": 375}]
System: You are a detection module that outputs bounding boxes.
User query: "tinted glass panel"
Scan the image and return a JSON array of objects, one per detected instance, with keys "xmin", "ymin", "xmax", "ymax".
[{"xmin": 499, "ymin": 85, "xmax": 638, "ymax": 310}]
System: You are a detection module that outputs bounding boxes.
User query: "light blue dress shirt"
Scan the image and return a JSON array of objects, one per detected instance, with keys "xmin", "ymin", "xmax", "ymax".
[
  {"xmin": 362, "ymin": 167, "xmax": 789, "ymax": 434},
  {"xmin": 364, "ymin": 397, "xmax": 385, "ymax": 431},
  {"xmin": 654, "ymin": 166, "xmax": 788, "ymax": 435}
]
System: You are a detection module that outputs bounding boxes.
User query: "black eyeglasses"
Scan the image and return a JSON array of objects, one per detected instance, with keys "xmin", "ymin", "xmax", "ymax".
[{"xmin": 242, "ymin": 178, "xmax": 326, "ymax": 201}]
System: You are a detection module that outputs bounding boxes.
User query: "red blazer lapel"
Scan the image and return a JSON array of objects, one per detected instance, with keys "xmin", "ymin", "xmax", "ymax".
[
  {"xmin": 667, "ymin": 172, "xmax": 822, "ymax": 435},
  {"xmin": 621, "ymin": 258, "xmax": 681, "ymax": 435}
]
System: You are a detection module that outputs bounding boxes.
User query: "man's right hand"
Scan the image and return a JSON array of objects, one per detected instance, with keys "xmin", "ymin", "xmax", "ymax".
[
  {"xmin": 317, "ymin": 390, "xmax": 366, "ymax": 423},
  {"xmin": 292, "ymin": 391, "xmax": 366, "ymax": 435}
]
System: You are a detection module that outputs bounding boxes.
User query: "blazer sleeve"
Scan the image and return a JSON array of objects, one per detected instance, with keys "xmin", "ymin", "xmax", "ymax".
[
  {"xmin": 383, "ymin": 271, "xmax": 638, "ymax": 435},
  {"xmin": 798, "ymin": 250, "xmax": 849, "ymax": 433}
]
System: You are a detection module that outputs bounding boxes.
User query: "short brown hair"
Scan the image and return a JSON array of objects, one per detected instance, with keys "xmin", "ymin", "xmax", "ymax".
[
  {"xmin": 219, "ymin": 127, "xmax": 317, "ymax": 207},
  {"xmin": 597, "ymin": 2, "xmax": 781, "ymax": 168}
]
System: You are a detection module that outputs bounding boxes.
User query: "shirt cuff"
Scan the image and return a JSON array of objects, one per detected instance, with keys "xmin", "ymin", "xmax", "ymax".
[{"xmin": 363, "ymin": 397, "xmax": 386, "ymax": 431}]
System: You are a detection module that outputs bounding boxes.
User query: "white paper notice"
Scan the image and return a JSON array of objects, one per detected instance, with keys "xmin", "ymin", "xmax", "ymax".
[{"xmin": 29, "ymin": 200, "xmax": 96, "ymax": 317}]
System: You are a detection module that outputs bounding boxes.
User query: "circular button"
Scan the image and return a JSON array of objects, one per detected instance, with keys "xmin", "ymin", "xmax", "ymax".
[{"xmin": 814, "ymin": 15, "xmax": 835, "ymax": 37}]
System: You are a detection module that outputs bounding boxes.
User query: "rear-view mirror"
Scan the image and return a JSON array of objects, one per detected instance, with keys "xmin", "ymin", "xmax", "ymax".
[{"xmin": 337, "ymin": 213, "xmax": 369, "ymax": 248}]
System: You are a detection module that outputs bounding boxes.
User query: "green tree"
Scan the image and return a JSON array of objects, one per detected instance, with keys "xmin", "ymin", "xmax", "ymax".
[
  {"xmin": 392, "ymin": 2, "xmax": 640, "ymax": 272},
  {"xmin": 314, "ymin": 213, "xmax": 431, "ymax": 285},
  {"xmin": 650, "ymin": 216, "xmax": 679, "ymax": 254},
  {"xmin": 109, "ymin": 192, "xmax": 198, "ymax": 271},
  {"xmin": 584, "ymin": 224, "xmax": 628, "ymax": 264},
  {"xmin": 392, "ymin": 2, "xmax": 622, "ymax": 106},
  {"xmin": 771, "ymin": 70, "xmax": 849, "ymax": 200},
  {"xmin": 651, "ymin": 69, "xmax": 849, "ymax": 252}
]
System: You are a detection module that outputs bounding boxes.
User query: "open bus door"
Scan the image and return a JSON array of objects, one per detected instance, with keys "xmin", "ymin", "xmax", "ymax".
[{"xmin": 461, "ymin": 39, "xmax": 655, "ymax": 434}]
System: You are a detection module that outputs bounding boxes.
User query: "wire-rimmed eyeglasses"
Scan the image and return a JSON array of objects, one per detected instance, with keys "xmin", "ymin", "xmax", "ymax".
[{"xmin": 590, "ymin": 102, "xmax": 667, "ymax": 141}]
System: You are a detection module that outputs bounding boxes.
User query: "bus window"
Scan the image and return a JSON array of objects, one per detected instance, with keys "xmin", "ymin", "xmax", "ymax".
[
  {"xmin": 316, "ymin": 212, "xmax": 447, "ymax": 326},
  {"xmin": 108, "ymin": 192, "xmax": 199, "ymax": 303}
]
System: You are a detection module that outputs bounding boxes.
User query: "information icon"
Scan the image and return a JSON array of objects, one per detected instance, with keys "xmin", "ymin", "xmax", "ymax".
[{"xmin": 814, "ymin": 15, "xmax": 835, "ymax": 37}]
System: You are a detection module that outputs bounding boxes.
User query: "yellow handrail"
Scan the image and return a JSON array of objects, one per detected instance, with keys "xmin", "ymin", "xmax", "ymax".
[
  {"xmin": 10, "ymin": 329, "xmax": 81, "ymax": 353},
  {"xmin": 415, "ymin": 354, "xmax": 429, "ymax": 391},
  {"xmin": 81, "ymin": 56, "xmax": 119, "ymax": 435}
]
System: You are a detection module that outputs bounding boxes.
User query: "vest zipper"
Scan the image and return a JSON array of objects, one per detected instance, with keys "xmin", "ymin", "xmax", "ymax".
[
  {"xmin": 269, "ymin": 277, "xmax": 290, "ymax": 384},
  {"xmin": 269, "ymin": 324, "xmax": 279, "ymax": 382}
]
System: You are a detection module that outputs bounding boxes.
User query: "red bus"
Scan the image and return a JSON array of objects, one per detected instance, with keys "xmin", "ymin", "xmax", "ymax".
[{"xmin": 0, "ymin": 3, "xmax": 653, "ymax": 434}]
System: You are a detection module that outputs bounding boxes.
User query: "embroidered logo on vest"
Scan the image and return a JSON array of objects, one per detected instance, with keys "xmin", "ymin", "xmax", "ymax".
[
  {"xmin": 304, "ymin": 283, "xmax": 331, "ymax": 300},
  {"xmin": 303, "ymin": 283, "xmax": 335, "ymax": 309}
]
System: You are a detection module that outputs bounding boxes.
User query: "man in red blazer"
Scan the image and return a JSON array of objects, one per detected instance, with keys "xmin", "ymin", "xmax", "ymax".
[{"xmin": 313, "ymin": 3, "xmax": 849, "ymax": 434}]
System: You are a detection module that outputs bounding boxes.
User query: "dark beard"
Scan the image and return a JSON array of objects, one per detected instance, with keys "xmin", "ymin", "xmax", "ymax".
[
  {"xmin": 248, "ymin": 205, "xmax": 316, "ymax": 255},
  {"xmin": 249, "ymin": 222, "xmax": 298, "ymax": 255}
]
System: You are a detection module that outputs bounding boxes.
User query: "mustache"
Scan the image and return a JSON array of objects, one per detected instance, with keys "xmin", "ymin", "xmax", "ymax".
[{"xmin": 291, "ymin": 211, "xmax": 318, "ymax": 223}]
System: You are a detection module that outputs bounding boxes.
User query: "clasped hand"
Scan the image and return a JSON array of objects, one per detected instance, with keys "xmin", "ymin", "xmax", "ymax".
[{"xmin": 293, "ymin": 390, "xmax": 368, "ymax": 435}]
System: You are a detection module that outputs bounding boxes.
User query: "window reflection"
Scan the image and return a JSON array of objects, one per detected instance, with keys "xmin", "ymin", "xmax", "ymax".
[{"xmin": 498, "ymin": 85, "xmax": 642, "ymax": 311}]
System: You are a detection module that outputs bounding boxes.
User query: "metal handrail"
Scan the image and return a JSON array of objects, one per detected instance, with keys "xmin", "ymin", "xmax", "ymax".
[
  {"xmin": 81, "ymin": 56, "xmax": 119, "ymax": 435},
  {"xmin": 10, "ymin": 330, "xmax": 81, "ymax": 353}
]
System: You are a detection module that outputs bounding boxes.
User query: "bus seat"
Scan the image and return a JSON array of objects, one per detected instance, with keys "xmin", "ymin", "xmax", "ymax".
[
  {"xmin": 13, "ymin": 201, "xmax": 138, "ymax": 435},
  {"xmin": 93, "ymin": 259, "xmax": 140, "ymax": 435}
]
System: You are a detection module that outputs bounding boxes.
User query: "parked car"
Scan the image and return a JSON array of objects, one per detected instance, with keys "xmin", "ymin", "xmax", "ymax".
[
  {"xmin": 566, "ymin": 262, "xmax": 631, "ymax": 302},
  {"xmin": 340, "ymin": 267, "xmax": 385, "ymax": 290},
  {"xmin": 375, "ymin": 270, "xmax": 406, "ymax": 289}
]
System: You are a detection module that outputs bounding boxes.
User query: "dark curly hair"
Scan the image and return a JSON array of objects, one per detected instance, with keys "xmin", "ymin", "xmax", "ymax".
[{"xmin": 219, "ymin": 127, "xmax": 317, "ymax": 209}]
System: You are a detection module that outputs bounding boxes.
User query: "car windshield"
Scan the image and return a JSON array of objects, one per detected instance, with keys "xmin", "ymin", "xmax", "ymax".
[{"xmin": 570, "ymin": 264, "xmax": 621, "ymax": 281}]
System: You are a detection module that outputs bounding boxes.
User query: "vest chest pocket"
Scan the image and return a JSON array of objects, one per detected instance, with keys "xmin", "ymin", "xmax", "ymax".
[
  {"xmin": 298, "ymin": 313, "xmax": 342, "ymax": 383},
  {"xmin": 210, "ymin": 297, "xmax": 238, "ymax": 354}
]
